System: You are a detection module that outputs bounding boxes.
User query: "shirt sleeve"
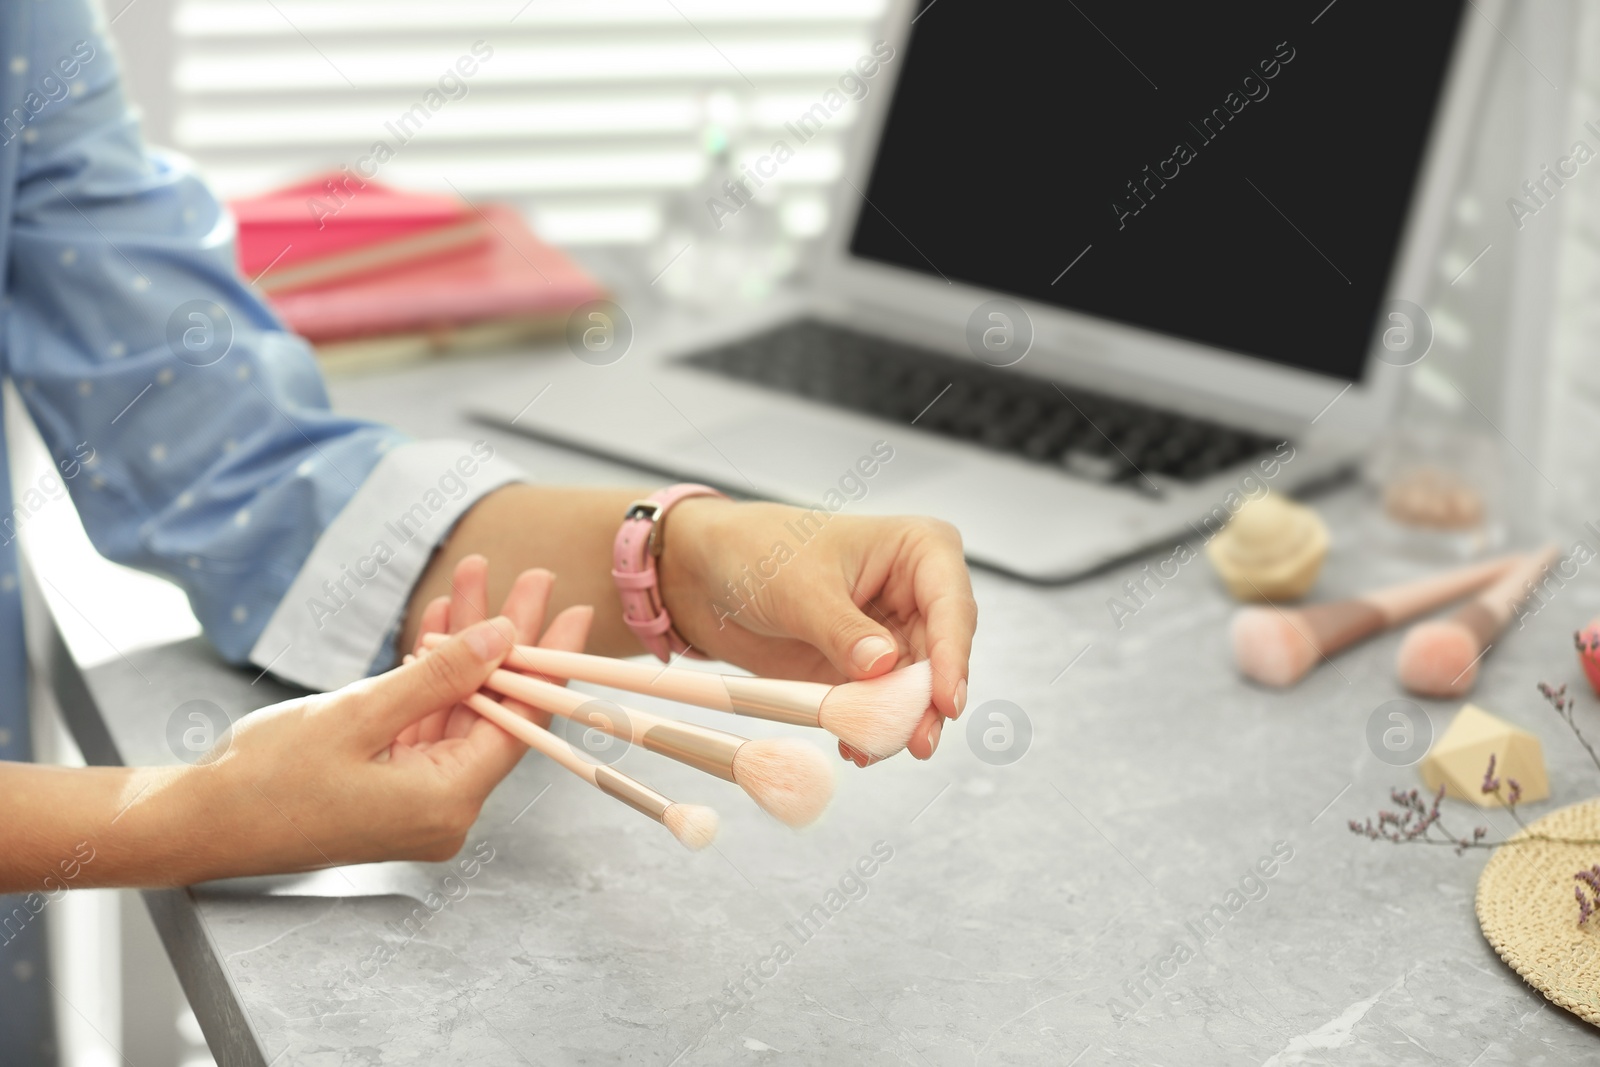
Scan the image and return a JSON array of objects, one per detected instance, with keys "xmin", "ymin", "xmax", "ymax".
[{"xmin": 2, "ymin": 1, "xmax": 523, "ymax": 690}]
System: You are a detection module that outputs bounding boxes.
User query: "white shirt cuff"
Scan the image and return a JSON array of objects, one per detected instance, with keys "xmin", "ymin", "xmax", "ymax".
[{"xmin": 249, "ymin": 439, "xmax": 522, "ymax": 690}]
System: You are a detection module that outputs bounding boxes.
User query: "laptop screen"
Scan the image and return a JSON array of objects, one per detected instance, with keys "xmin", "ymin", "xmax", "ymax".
[{"xmin": 848, "ymin": 0, "xmax": 1466, "ymax": 384}]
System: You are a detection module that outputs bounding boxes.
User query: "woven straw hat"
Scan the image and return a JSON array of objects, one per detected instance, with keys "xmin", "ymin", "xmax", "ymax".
[{"xmin": 1476, "ymin": 797, "xmax": 1600, "ymax": 1026}]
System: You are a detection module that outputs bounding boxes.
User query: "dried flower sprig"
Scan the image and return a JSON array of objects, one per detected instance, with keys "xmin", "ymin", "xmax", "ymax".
[
  {"xmin": 1577, "ymin": 866, "xmax": 1600, "ymax": 925},
  {"xmin": 1349, "ymin": 756, "xmax": 1599, "ymax": 854},
  {"xmin": 1480, "ymin": 753, "xmax": 1527, "ymax": 828},
  {"xmin": 1535, "ymin": 680, "xmax": 1600, "ymax": 919},
  {"xmin": 1537, "ymin": 681, "xmax": 1600, "ymax": 776},
  {"xmin": 1354, "ymin": 680, "xmax": 1600, "ymax": 924},
  {"xmin": 1348, "ymin": 782, "xmax": 1493, "ymax": 855}
]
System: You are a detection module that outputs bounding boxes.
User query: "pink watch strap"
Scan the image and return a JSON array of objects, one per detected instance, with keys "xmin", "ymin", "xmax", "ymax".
[{"xmin": 613, "ymin": 483, "xmax": 726, "ymax": 661}]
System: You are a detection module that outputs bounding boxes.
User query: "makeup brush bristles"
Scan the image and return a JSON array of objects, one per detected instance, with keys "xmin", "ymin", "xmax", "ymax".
[
  {"xmin": 1231, "ymin": 608, "xmax": 1320, "ymax": 688},
  {"xmin": 731, "ymin": 738, "xmax": 834, "ymax": 827},
  {"xmin": 818, "ymin": 660, "xmax": 932, "ymax": 759},
  {"xmin": 662, "ymin": 803, "xmax": 719, "ymax": 850},
  {"xmin": 1396, "ymin": 619, "xmax": 1482, "ymax": 697}
]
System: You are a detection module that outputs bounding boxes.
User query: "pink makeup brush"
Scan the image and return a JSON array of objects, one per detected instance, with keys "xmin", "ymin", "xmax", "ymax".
[
  {"xmin": 1396, "ymin": 545, "xmax": 1560, "ymax": 698},
  {"xmin": 482, "ymin": 667, "xmax": 834, "ymax": 828},
  {"xmin": 458, "ymin": 688, "xmax": 718, "ymax": 850},
  {"xmin": 419, "ymin": 635, "xmax": 932, "ymax": 759},
  {"xmin": 1232, "ymin": 554, "xmax": 1520, "ymax": 687}
]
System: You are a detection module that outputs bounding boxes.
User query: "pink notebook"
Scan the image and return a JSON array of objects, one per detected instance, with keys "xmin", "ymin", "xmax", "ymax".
[
  {"xmin": 267, "ymin": 204, "xmax": 605, "ymax": 343},
  {"xmin": 230, "ymin": 175, "xmax": 477, "ymax": 280}
]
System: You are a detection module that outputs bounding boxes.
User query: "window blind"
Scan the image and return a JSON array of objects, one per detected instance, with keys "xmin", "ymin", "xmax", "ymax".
[{"xmin": 166, "ymin": 0, "xmax": 886, "ymax": 245}]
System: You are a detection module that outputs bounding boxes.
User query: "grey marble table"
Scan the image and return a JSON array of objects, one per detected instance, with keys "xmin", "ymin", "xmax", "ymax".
[{"xmin": 44, "ymin": 345, "xmax": 1600, "ymax": 1065}]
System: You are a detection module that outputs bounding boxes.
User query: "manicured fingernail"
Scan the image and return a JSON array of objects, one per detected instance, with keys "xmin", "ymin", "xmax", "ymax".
[
  {"xmin": 464, "ymin": 617, "xmax": 513, "ymax": 662},
  {"xmin": 953, "ymin": 679, "xmax": 967, "ymax": 719},
  {"xmin": 851, "ymin": 635, "xmax": 896, "ymax": 672},
  {"xmin": 927, "ymin": 717, "xmax": 943, "ymax": 754}
]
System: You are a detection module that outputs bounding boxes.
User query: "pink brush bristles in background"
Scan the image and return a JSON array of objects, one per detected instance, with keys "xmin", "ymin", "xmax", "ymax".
[{"xmin": 1396, "ymin": 545, "xmax": 1560, "ymax": 698}]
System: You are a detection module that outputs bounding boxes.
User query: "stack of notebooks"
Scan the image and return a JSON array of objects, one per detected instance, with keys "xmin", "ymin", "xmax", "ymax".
[{"xmin": 230, "ymin": 175, "xmax": 604, "ymax": 372}]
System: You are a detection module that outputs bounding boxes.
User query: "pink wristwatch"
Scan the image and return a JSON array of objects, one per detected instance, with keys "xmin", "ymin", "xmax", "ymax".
[{"xmin": 613, "ymin": 483, "xmax": 726, "ymax": 661}]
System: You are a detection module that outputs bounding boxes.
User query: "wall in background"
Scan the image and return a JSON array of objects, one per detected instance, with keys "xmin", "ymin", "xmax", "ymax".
[
  {"xmin": 1542, "ymin": 2, "xmax": 1600, "ymax": 530},
  {"xmin": 1376, "ymin": 1, "xmax": 1576, "ymax": 547}
]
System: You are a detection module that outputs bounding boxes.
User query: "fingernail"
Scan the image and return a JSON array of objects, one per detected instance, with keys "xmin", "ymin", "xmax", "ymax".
[
  {"xmin": 851, "ymin": 635, "xmax": 896, "ymax": 672},
  {"xmin": 953, "ymin": 679, "xmax": 967, "ymax": 719},
  {"xmin": 464, "ymin": 617, "xmax": 513, "ymax": 662},
  {"xmin": 926, "ymin": 717, "xmax": 943, "ymax": 755}
]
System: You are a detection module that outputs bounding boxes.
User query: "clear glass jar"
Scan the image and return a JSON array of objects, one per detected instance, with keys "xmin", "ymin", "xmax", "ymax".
[{"xmin": 1366, "ymin": 364, "xmax": 1507, "ymax": 559}]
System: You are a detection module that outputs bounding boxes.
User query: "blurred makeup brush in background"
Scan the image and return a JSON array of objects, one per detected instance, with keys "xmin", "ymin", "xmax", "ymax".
[
  {"xmin": 1231, "ymin": 554, "xmax": 1519, "ymax": 687},
  {"xmin": 1396, "ymin": 545, "xmax": 1560, "ymax": 698}
]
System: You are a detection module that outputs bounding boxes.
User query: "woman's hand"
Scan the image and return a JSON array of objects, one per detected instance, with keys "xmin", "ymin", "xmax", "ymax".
[
  {"xmin": 397, "ymin": 485, "xmax": 978, "ymax": 768},
  {"xmin": 398, "ymin": 557, "xmax": 594, "ymax": 746},
  {"xmin": 1, "ymin": 619, "xmax": 522, "ymax": 891},
  {"xmin": 657, "ymin": 500, "xmax": 977, "ymax": 765},
  {"xmin": 179, "ymin": 619, "xmax": 532, "ymax": 876},
  {"xmin": 189, "ymin": 563, "xmax": 591, "ymax": 879},
  {"xmin": 3, "ymin": 570, "xmax": 594, "ymax": 891}
]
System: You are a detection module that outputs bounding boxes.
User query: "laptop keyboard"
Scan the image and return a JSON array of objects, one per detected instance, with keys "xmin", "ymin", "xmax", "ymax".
[{"xmin": 679, "ymin": 318, "xmax": 1284, "ymax": 490}]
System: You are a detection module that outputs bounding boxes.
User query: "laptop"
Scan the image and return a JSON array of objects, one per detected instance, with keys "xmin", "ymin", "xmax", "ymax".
[{"xmin": 472, "ymin": 0, "xmax": 1498, "ymax": 582}]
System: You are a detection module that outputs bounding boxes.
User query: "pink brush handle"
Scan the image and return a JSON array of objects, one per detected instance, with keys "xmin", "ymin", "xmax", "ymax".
[
  {"xmin": 405, "ymin": 650, "xmax": 684, "ymax": 826},
  {"xmin": 486, "ymin": 667, "xmax": 672, "ymax": 743},
  {"xmin": 461, "ymin": 690, "xmax": 685, "ymax": 821},
  {"xmin": 1280, "ymin": 553, "xmax": 1527, "ymax": 657},
  {"xmin": 462, "ymin": 691, "xmax": 601, "ymax": 786},
  {"xmin": 417, "ymin": 634, "xmax": 836, "ymax": 721},
  {"xmin": 420, "ymin": 632, "xmax": 736, "ymax": 709},
  {"xmin": 403, "ymin": 651, "xmax": 612, "ymax": 787},
  {"xmin": 1451, "ymin": 544, "xmax": 1561, "ymax": 638},
  {"xmin": 484, "ymin": 668, "xmax": 748, "ymax": 782},
  {"xmin": 1359, "ymin": 553, "xmax": 1521, "ymax": 623}
]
